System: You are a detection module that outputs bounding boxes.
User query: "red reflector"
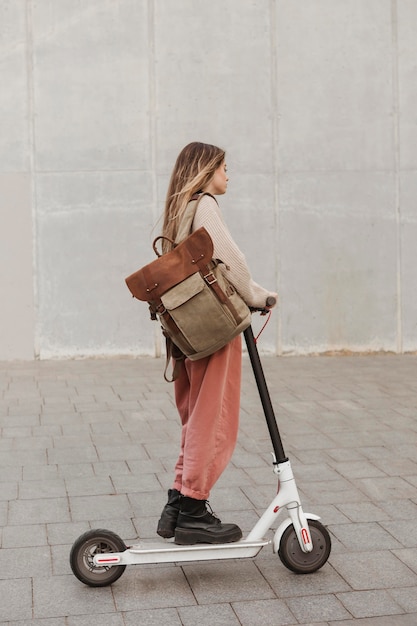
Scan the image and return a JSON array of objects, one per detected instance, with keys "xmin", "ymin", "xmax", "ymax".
[{"xmin": 301, "ymin": 528, "xmax": 310, "ymax": 544}]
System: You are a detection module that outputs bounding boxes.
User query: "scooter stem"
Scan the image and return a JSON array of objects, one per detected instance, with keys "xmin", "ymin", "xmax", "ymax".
[{"xmin": 244, "ymin": 325, "xmax": 287, "ymax": 464}]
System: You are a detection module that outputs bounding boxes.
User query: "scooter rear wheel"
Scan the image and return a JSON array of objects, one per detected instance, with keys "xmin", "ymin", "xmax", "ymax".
[
  {"xmin": 278, "ymin": 519, "xmax": 331, "ymax": 574},
  {"xmin": 70, "ymin": 529, "xmax": 127, "ymax": 587}
]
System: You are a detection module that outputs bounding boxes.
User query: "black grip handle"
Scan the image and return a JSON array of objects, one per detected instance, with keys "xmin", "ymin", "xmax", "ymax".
[{"xmin": 266, "ymin": 296, "xmax": 276, "ymax": 308}]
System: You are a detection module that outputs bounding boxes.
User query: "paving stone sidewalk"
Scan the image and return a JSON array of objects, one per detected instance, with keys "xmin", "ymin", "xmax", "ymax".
[{"xmin": 0, "ymin": 352, "xmax": 416, "ymax": 625}]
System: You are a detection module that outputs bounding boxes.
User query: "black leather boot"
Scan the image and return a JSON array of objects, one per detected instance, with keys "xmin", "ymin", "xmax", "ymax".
[
  {"xmin": 157, "ymin": 489, "xmax": 181, "ymax": 538},
  {"xmin": 174, "ymin": 496, "xmax": 242, "ymax": 545}
]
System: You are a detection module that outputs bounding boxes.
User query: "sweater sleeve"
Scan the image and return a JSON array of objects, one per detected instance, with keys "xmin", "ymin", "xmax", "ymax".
[{"xmin": 192, "ymin": 194, "xmax": 274, "ymax": 308}]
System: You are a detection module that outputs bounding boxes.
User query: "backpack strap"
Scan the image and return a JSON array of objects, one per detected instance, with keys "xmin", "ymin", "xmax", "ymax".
[
  {"xmin": 175, "ymin": 192, "xmax": 215, "ymax": 243},
  {"xmin": 164, "ymin": 192, "xmax": 217, "ymax": 381},
  {"xmin": 164, "ymin": 336, "xmax": 185, "ymax": 382}
]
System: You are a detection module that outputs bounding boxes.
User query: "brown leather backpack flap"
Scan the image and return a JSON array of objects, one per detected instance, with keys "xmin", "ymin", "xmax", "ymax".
[{"xmin": 125, "ymin": 227, "xmax": 213, "ymax": 301}]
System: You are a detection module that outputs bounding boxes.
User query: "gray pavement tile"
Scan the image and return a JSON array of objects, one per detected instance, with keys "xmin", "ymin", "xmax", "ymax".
[
  {"xmin": 2, "ymin": 523, "xmax": 47, "ymax": 548},
  {"xmin": 337, "ymin": 589, "xmax": 404, "ymax": 618},
  {"xmin": 206, "ymin": 486, "xmax": 255, "ymax": 513},
  {"xmin": 68, "ymin": 615, "xmax": 124, "ymax": 626},
  {"xmin": 91, "ymin": 434, "xmax": 133, "ymax": 447},
  {"xmin": 329, "ymin": 550, "xmax": 417, "ymax": 590},
  {"xmin": 354, "ymin": 476, "xmax": 417, "ymax": 501},
  {"xmin": 0, "ymin": 578, "xmax": 33, "ymax": 621},
  {"xmin": 406, "ymin": 475, "xmax": 417, "ymax": 487},
  {"xmin": 111, "ymin": 566, "xmax": 195, "ymax": 611},
  {"xmin": 47, "ymin": 446, "xmax": 98, "ymax": 465},
  {"xmin": 112, "ymin": 473, "xmax": 160, "ymax": 494},
  {"xmin": 60, "ymin": 423, "xmax": 90, "ymax": 436},
  {"xmin": 377, "ymin": 498, "xmax": 417, "ymax": 519},
  {"xmin": 0, "ymin": 501, "xmax": 7, "ymax": 526},
  {"xmin": 46, "ymin": 522, "xmax": 88, "ymax": 545},
  {"xmin": 1, "ymin": 354, "xmax": 417, "ymax": 623},
  {"xmin": 232, "ymin": 598, "xmax": 296, "ymax": 626},
  {"xmin": 389, "ymin": 586, "xmax": 417, "ymax": 613},
  {"xmin": 179, "ymin": 603, "xmax": 241, "ymax": 625},
  {"xmin": 7, "ymin": 617, "xmax": 67, "ymax": 626},
  {"xmin": 286, "ymin": 593, "xmax": 351, "ymax": 622},
  {"xmin": 231, "ymin": 450, "xmax": 269, "ymax": 468},
  {"xmin": 8, "ymin": 498, "xmax": 71, "ymax": 525},
  {"xmin": 131, "ymin": 514, "xmax": 161, "ymax": 539},
  {"xmin": 0, "ymin": 546, "xmax": 52, "ymax": 579},
  {"xmin": 242, "ymin": 484, "xmax": 277, "ymax": 509},
  {"xmin": 380, "ymin": 520, "xmax": 417, "ymax": 548},
  {"xmin": 2, "ymin": 426, "xmax": 32, "ymax": 438},
  {"xmin": 51, "ymin": 543, "xmax": 73, "ymax": 576},
  {"xmin": 303, "ymin": 504, "xmax": 351, "ymax": 525},
  {"xmin": 40, "ymin": 412, "xmax": 79, "ymax": 425},
  {"xmin": 0, "ymin": 449, "xmax": 47, "ymax": 466},
  {"xmin": 57, "ymin": 463, "xmax": 94, "ymax": 479},
  {"xmin": 126, "ymin": 459, "xmax": 165, "ymax": 475},
  {"xmin": 90, "ymin": 517, "xmax": 137, "ymax": 541},
  {"xmin": 288, "ymin": 462, "xmax": 342, "ymax": 483},
  {"xmin": 14, "ymin": 436, "xmax": 54, "ymax": 451},
  {"xmin": 0, "ymin": 480, "xmax": 18, "ymax": 500},
  {"xmin": 122, "ymin": 607, "xmax": 182, "ymax": 625},
  {"xmin": 95, "ymin": 443, "xmax": 149, "ymax": 462},
  {"xmin": 328, "ymin": 430, "xmax": 388, "ymax": 447},
  {"xmin": 69, "ymin": 494, "xmax": 133, "ymax": 522},
  {"xmin": 331, "ymin": 460, "xmax": 386, "ymax": 479},
  {"xmin": 22, "ymin": 464, "xmax": 59, "ymax": 481},
  {"xmin": 0, "ymin": 438, "xmax": 16, "ymax": 452},
  {"xmin": 128, "ymin": 490, "xmax": 168, "ymax": 518},
  {"xmin": 325, "ymin": 447, "xmax": 366, "ymax": 462},
  {"xmin": 35, "ymin": 575, "xmax": 115, "ymax": 618},
  {"xmin": 18, "ymin": 478, "xmax": 67, "ymax": 500},
  {"xmin": 257, "ymin": 560, "xmax": 350, "ymax": 598},
  {"xmin": 93, "ymin": 460, "xmax": 132, "ymax": 476},
  {"xmin": 215, "ymin": 465, "xmax": 257, "ymax": 488},
  {"xmin": 51, "ymin": 435, "xmax": 90, "ymax": 449},
  {"xmin": 65, "ymin": 476, "xmax": 115, "ymax": 497},
  {"xmin": 0, "ymin": 465, "xmax": 22, "ymax": 481},
  {"xmin": 181, "ymin": 561, "xmax": 275, "ymax": 604},
  {"xmin": 328, "ymin": 521, "xmax": 403, "ymax": 551},
  {"xmin": 391, "ymin": 548, "xmax": 417, "ymax": 574},
  {"xmin": 226, "ymin": 508, "xmax": 262, "ymax": 534},
  {"xmin": 299, "ymin": 477, "xmax": 369, "ymax": 505},
  {"xmin": 330, "ymin": 615, "xmax": 417, "ymax": 626},
  {"xmin": 335, "ymin": 501, "xmax": 391, "ymax": 523}
]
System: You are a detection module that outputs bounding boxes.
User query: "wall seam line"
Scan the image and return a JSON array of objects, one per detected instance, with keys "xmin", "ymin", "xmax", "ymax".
[
  {"xmin": 269, "ymin": 0, "xmax": 281, "ymax": 356},
  {"xmin": 25, "ymin": 0, "xmax": 39, "ymax": 359},
  {"xmin": 391, "ymin": 0, "xmax": 402, "ymax": 353}
]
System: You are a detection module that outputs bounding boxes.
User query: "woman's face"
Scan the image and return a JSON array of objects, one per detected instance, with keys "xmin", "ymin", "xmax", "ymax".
[{"xmin": 204, "ymin": 161, "xmax": 228, "ymax": 195}]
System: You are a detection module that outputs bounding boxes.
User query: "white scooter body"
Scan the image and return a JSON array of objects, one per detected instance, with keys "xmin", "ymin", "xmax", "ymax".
[
  {"xmin": 93, "ymin": 459, "xmax": 319, "ymax": 568},
  {"xmin": 70, "ymin": 321, "xmax": 331, "ymax": 586}
]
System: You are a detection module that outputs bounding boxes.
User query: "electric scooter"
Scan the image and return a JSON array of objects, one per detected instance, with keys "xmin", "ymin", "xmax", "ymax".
[{"xmin": 70, "ymin": 309, "xmax": 331, "ymax": 587}]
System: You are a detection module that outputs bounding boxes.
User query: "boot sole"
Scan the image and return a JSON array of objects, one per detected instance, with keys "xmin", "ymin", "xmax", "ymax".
[
  {"xmin": 156, "ymin": 527, "xmax": 175, "ymax": 539},
  {"xmin": 174, "ymin": 527, "xmax": 242, "ymax": 545}
]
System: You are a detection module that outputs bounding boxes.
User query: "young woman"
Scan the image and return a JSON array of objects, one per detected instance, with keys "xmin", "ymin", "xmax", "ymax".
[{"xmin": 157, "ymin": 142, "xmax": 277, "ymax": 545}]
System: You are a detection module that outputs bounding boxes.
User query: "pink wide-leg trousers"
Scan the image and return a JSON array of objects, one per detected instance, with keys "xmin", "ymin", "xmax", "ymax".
[{"xmin": 172, "ymin": 335, "xmax": 242, "ymax": 500}]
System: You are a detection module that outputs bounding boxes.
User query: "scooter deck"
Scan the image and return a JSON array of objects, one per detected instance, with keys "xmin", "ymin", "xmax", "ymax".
[{"xmin": 94, "ymin": 538, "xmax": 270, "ymax": 567}]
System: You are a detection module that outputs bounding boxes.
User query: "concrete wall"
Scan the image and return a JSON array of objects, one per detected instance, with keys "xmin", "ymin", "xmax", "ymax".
[{"xmin": 1, "ymin": 0, "xmax": 416, "ymax": 360}]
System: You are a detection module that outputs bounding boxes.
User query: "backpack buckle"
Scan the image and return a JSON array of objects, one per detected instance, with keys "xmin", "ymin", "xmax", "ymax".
[{"xmin": 204, "ymin": 271, "xmax": 217, "ymax": 285}]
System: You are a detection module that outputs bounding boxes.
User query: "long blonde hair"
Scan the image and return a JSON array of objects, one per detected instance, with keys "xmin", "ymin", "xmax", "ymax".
[{"xmin": 162, "ymin": 142, "xmax": 225, "ymax": 252}]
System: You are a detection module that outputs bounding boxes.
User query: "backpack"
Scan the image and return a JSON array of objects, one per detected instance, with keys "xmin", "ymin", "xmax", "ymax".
[{"xmin": 125, "ymin": 193, "xmax": 251, "ymax": 379}]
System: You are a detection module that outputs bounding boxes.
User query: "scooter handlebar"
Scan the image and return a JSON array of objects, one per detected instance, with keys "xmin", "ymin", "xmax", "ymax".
[{"xmin": 250, "ymin": 296, "xmax": 277, "ymax": 316}]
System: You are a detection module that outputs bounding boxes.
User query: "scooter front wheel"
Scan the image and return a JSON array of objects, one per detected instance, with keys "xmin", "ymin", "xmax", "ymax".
[
  {"xmin": 70, "ymin": 529, "xmax": 127, "ymax": 587},
  {"xmin": 278, "ymin": 519, "xmax": 331, "ymax": 574}
]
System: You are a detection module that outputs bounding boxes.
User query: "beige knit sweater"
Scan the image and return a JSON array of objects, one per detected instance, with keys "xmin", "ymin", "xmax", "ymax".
[{"xmin": 192, "ymin": 194, "xmax": 273, "ymax": 309}]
